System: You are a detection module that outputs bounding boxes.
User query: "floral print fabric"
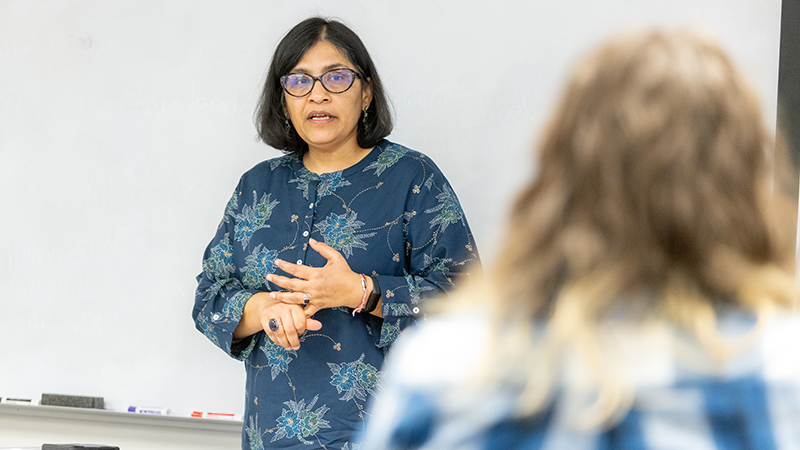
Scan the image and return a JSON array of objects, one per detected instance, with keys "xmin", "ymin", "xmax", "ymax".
[{"xmin": 193, "ymin": 140, "xmax": 479, "ymax": 449}]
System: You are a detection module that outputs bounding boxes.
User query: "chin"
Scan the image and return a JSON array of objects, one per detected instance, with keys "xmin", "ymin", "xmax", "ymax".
[
  {"xmin": 301, "ymin": 131, "xmax": 355, "ymax": 150},
  {"xmin": 304, "ymin": 136, "xmax": 339, "ymax": 147}
]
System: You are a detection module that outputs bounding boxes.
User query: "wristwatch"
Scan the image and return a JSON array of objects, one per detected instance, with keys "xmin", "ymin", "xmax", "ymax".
[{"xmin": 363, "ymin": 275, "xmax": 381, "ymax": 313}]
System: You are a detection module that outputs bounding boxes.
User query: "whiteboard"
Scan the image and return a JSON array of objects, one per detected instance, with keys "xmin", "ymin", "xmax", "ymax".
[{"xmin": 0, "ymin": 0, "xmax": 782, "ymax": 417}]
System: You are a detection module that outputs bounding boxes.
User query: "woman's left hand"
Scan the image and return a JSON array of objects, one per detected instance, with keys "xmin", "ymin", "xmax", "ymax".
[{"xmin": 267, "ymin": 238, "xmax": 365, "ymax": 317}]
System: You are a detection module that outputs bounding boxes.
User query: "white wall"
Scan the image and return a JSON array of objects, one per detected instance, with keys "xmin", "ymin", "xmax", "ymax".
[{"xmin": 0, "ymin": 0, "xmax": 782, "ymax": 436}]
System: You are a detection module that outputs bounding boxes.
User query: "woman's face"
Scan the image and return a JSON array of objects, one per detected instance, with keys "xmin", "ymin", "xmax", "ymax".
[{"xmin": 284, "ymin": 40, "xmax": 372, "ymax": 154}]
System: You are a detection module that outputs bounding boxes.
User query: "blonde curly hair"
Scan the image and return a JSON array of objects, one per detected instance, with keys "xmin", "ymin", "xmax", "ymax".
[{"xmin": 450, "ymin": 29, "xmax": 798, "ymax": 428}]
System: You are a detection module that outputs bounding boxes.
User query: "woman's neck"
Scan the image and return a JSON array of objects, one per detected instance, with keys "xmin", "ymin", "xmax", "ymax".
[{"xmin": 303, "ymin": 144, "xmax": 373, "ymax": 174}]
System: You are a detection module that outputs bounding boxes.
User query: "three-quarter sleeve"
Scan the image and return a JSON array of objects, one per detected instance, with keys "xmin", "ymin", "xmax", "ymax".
[
  {"xmin": 192, "ymin": 182, "xmax": 259, "ymax": 360},
  {"xmin": 369, "ymin": 163, "xmax": 480, "ymax": 349}
]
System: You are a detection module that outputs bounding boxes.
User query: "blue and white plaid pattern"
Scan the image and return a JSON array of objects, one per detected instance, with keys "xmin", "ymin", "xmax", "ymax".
[{"xmin": 362, "ymin": 312, "xmax": 800, "ymax": 449}]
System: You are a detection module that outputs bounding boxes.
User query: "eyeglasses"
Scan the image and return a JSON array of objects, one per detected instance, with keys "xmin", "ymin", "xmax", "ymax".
[{"xmin": 280, "ymin": 68, "xmax": 361, "ymax": 97}]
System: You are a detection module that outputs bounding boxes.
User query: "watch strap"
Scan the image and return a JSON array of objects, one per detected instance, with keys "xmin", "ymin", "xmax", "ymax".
[{"xmin": 363, "ymin": 275, "xmax": 381, "ymax": 313}]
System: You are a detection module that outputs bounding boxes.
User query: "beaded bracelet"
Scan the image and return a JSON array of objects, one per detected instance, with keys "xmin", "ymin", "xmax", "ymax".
[{"xmin": 352, "ymin": 274, "xmax": 368, "ymax": 316}]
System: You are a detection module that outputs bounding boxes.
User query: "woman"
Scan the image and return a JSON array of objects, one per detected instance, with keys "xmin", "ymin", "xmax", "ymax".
[
  {"xmin": 192, "ymin": 17, "xmax": 479, "ymax": 450},
  {"xmin": 362, "ymin": 29, "xmax": 800, "ymax": 449}
]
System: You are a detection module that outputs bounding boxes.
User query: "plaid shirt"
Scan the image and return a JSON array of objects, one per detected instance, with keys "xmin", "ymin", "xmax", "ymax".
[{"xmin": 361, "ymin": 310, "xmax": 800, "ymax": 449}]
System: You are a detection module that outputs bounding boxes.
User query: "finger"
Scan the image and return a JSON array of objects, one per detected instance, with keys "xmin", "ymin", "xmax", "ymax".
[
  {"xmin": 306, "ymin": 317, "xmax": 323, "ymax": 331},
  {"xmin": 265, "ymin": 317, "xmax": 291, "ymax": 350},
  {"xmin": 277, "ymin": 312, "xmax": 302, "ymax": 351},
  {"xmin": 269, "ymin": 290, "xmax": 307, "ymax": 305},
  {"xmin": 308, "ymin": 238, "xmax": 343, "ymax": 263},
  {"xmin": 290, "ymin": 306, "xmax": 307, "ymax": 337},
  {"xmin": 267, "ymin": 273, "xmax": 306, "ymax": 293},
  {"xmin": 282, "ymin": 310, "xmax": 303, "ymax": 350},
  {"xmin": 274, "ymin": 259, "xmax": 316, "ymax": 281},
  {"xmin": 303, "ymin": 304, "xmax": 321, "ymax": 318}
]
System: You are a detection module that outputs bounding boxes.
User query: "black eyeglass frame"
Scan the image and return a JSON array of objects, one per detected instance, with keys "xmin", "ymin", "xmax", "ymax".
[{"xmin": 280, "ymin": 68, "xmax": 362, "ymax": 98}]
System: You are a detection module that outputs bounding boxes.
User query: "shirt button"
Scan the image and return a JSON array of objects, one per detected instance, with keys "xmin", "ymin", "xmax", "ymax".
[
  {"xmin": 296, "ymin": 259, "xmax": 303, "ymax": 265},
  {"xmin": 308, "ymin": 203, "xmax": 314, "ymax": 209},
  {"xmin": 212, "ymin": 313, "xmax": 221, "ymax": 321},
  {"xmin": 303, "ymin": 231, "xmax": 309, "ymax": 237},
  {"xmin": 412, "ymin": 307, "xmax": 420, "ymax": 314}
]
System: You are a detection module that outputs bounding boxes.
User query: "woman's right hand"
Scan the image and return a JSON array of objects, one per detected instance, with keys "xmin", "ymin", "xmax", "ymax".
[{"xmin": 233, "ymin": 292, "xmax": 322, "ymax": 351}]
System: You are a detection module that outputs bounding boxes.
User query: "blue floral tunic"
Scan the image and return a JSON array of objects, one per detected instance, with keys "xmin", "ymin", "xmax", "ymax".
[{"xmin": 193, "ymin": 139, "xmax": 480, "ymax": 450}]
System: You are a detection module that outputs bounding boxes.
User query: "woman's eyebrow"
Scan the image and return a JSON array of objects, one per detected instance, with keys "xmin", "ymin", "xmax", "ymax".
[
  {"xmin": 323, "ymin": 63, "xmax": 350, "ymax": 72},
  {"xmin": 290, "ymin": 63, "xmax": 351, "ymax": 74}
]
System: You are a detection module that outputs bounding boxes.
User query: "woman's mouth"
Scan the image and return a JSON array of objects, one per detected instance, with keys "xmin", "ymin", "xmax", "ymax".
[{"xmin": 308, "ymin": 112, "xmax": 335, "ymax": 122}]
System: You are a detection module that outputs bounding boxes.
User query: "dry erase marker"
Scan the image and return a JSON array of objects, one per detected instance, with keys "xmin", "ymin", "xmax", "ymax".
[
  {"xmin": 1, "ymin": 397, "xmax": 38, "ymax": 405},
  {"xmin": 191, "ymin": 411, "xmax": 240, "ymax": 420},
  {"xmin": 127, "ymin": 406, "xmax": 169, "ymax": 415}
]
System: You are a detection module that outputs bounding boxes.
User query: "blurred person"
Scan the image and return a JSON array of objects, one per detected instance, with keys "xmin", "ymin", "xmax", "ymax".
[
  {"xmin": 193, "ymin": 17, "xmax": 479, "ymax": 450},
  {"xmin": 361, "ymin": 29, "xmax": 800, "ymax": 449}
]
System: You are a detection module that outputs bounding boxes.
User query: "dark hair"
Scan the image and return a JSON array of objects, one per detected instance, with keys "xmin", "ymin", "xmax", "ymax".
[{"xmin": 255, "ymin": 17, "xmax": 393, "ymax": 158}]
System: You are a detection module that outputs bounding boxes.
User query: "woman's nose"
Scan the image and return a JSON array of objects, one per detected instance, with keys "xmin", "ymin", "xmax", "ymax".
[{"xmin": 307, "ymin": 79, "xmax": 330, "ymax": 102}]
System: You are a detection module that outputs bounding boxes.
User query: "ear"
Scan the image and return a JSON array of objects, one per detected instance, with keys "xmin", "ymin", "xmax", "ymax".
[{"xmin": 362, "ymin": 77, "xmax": 373, "ymax": 109}]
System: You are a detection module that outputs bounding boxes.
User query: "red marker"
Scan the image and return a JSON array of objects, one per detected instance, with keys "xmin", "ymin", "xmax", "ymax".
[{"xmin": 191, "ymin": 411, "xmax": 240, "ymax": 420}]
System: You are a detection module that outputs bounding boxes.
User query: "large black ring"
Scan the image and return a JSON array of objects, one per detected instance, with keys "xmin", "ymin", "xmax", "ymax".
[{"xmin": 268, "ymin": 318, "xmax": 280, "ymax": 332}]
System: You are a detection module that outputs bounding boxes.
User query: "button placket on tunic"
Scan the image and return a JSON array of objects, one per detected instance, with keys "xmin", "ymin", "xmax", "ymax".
[{"xmin": 298, "ymin": 178, "xmax": 318, "ymax": 265}]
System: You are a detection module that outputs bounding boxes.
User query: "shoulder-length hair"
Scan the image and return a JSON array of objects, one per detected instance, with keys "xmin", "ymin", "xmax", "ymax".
[
  {"xmin": 454, "ymin": 29, "xmax": 797, "ymax": 426},
  {"xmin": 255, "ymin": 17, "xmax": 393, "ymax": 158}
]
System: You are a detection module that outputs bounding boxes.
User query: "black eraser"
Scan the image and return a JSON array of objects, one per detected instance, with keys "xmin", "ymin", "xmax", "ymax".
[
  {"xmin": 42, "ymin": 445, "xmax": 119, "ymax": 450},
  {"xmin": 40, "ymin": 393, "xmax": 104, "ymax": 409}
]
